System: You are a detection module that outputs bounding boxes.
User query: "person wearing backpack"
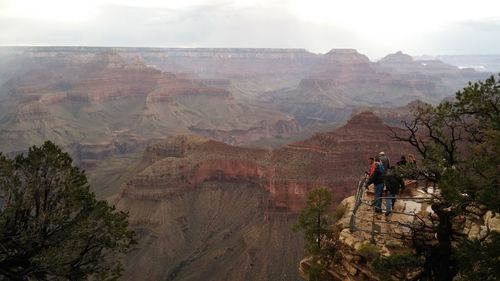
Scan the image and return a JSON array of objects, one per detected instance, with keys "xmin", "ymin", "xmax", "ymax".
[
  {"xmin": 365, "ymin": 157, "xmax": 385, "ymax": 213},
  {"xmin": 384, "ymin": 167, "xmax": 405, "ymax": 216},
  {"xmin": 379, "ymin": 151, "xmax": 390, "ymax": 171}
]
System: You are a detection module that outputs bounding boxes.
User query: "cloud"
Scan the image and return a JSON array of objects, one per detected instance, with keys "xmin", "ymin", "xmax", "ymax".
[
  {"xmin": 416, "ymin": 18, "xmax": 500, "ymax": 55},
  {"xmin": 0, "ymin": 1, "xmax": 499, "ymax": 58}
]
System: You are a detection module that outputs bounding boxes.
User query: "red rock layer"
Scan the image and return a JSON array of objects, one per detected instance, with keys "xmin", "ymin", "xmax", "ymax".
[{"xmin": 119, "ymin": 112, "xmax": 412, "ymax": 214}]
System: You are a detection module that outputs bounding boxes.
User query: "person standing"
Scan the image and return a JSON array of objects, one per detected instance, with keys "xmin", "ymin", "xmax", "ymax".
[
  {"xmin": 379, "ymin": 152, "xmax": 390, "ymax": 171},
  {"xmin": 365, "ymin": 157, "xmax": 376, "ymax": 178},
  {"xmin": 365, "ymin": 158, "xmax": 385, "ymax": 213},
  {"xmin": 384, "ymin": 167, "xmax": 405, "ymax": 216},
  {"xmin": 375, "ymin": 155, "xmax": 385, "ymax": 174}
]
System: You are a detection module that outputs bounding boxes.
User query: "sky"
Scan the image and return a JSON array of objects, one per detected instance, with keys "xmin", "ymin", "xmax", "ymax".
[{"xmin": 0, "ymin": 0, "xmax": 499, "ymax": 59}]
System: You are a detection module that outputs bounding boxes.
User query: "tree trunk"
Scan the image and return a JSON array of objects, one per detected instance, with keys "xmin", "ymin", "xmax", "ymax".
[{"xmin": 433, "ymin": 204, "xmax": 454, "ymax": 281}]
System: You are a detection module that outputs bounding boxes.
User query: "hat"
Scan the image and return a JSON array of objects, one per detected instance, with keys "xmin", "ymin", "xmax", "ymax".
[{"xmin": 379, "ymin": 152, "xmax": 385, "ymax": 155}]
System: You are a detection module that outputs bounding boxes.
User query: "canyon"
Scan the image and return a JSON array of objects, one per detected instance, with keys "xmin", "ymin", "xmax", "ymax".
[
  {"xmin": 0, "ymin": 49, "xmax": 302, "ymax": 155},
  {"xmin": 0, "ymin": 47, "xmax": 491, "ymax": 280},
  {"xmin": 110, "ymin": 111, "xmax": 412, "ymax": 281},
  {"xmin": 0, "ymin": 47, "xmax": 488, "ymax": 156}
]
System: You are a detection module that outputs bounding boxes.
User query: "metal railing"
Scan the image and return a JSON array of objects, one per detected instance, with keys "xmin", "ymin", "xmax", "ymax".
[
  {"xmin": 348, "ymin": 175, "xmax": 433, "ymax": 243},
  {"xmin": 348, "ymin": 176, "xmax": 367, "ymax": 232}
]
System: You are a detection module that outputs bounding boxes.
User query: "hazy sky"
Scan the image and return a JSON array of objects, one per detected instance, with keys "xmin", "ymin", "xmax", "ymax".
[{"xmin": 1, "ymin": 0, "xmax": 499, "ymax": 58}]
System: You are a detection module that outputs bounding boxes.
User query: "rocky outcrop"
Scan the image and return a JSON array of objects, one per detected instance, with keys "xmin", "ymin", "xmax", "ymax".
[
  {"xmin": 122, "ymin": 48, "xmax": 319, "ymax": 79},
  {"xmin": 68, "ymin": 135, "xmax": 146, "ymax": 167},
  {"xmin": 111, "ymin": 112, "xmax": 414, "ymax": 281},
  {"xmin": 118, "ymin": 112, "xmax": 411, "ymax": 214},
  {"xmin": 15, "ymin": 102, "xmax": 53, "ymax": 122},
  {"xmin": 189, "ymin": 117, "xmax": 301, "ymax": 146},
  {"xmin": 379, "ymin": 50, "xmax": 413, "ymax": 65},
  {"xmin": 299, "ymin": 185, "xmax": 500, "ymax": 281},
  {"xmin": 262, "ymin": 49, "xmax": 486, "ymax": 125},
  {"xmin": 351, "ymin": 100, "xmax": 426, "ymax": 127}
]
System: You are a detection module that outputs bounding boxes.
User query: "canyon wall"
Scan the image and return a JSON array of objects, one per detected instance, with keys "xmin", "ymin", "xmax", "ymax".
[{"xmin": 112, "ymin": 112, "xmax": 412, "ymax": 280}]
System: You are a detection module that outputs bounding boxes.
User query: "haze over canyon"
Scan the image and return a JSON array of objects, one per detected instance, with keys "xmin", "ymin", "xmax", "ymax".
[{"xmin": 0, "ymin": 46, "xmax": 494, "ymax": 280}]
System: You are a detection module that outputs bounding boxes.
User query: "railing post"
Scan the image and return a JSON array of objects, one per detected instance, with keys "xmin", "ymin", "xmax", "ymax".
[
  {"xmin": 349, "ymin": 177, "xmax": 366, "ymax": 232},
  {"xmin": 348, "ymin": 176, "xmax": 433, "ymax": 242},
  {"xmin": 370, "ymin": 204, "xmax": 376, "ymax": 243}
]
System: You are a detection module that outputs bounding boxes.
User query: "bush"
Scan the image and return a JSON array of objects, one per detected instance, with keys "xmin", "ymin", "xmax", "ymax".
[
  {"xmin": 357, "ymin": 243, "xmax": 380, "ymax": 260},
  {"xmin": 372, "ymin": 252, "xmax": 424, "ymax": 280},
  {"xmin": 308, "ymin": 262, "xmax": 327, "ymax": 281},
  {"xmin": 332, "ymin": 203, "xmax": 348, "ymax": 222}
]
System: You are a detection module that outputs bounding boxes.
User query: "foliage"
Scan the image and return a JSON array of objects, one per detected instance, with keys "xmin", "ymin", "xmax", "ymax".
[
  {"xmin": 357, "ymin": 243, "xmax": 380, "ymax": 260},
  {"xmin": 0, "ymin": 141, "xmax": 135, "ymax": 281},
  {"xmin": 308, "ymin": 262, "xmax": 327, "ymax": 281},
  {"xmin": 294, "ymin": 187, "xmax": 332, "ymax": 255},
  {"xmin": 331, "ymin": 203, "xmax": 348, "ymax": 223},
  {"xmin": 392, "ymin": 74, "xmax": 500, "ymax": 280},
  {"xmin": 372, "ymin": 252, "xmax": 424, "ymax": 280},
  {"xmin": 454, "ymin": 231, "xmax": 500, "ymax": 281}
]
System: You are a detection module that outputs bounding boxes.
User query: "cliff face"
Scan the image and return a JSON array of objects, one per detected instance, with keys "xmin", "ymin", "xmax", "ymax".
[
  {"xmin": 113, "ymin": 136, "xmax": 306, "ymax": 281},
  {"xmin": 0, "ymin": 47, "xmax": 492, "ymax": 281},
  {"xmin": 116, "ymin": 181, "xmax": 305, "ymax": 281},
  {"xmin": 299, "ymin": 186, "xmax": 500, "ymax": 281},
  {"xmin": 259, "ymin": 49, "xmax": 486, "ymax": 125},
  {"xmin": 119, "ymin": 112, "xmax": 410, "ymax": 213},
  {"xmin": 134, "ymin": 48, "xmax": 319, "ymax": 79},
  {"xmin": 110, "ymin": 112, "xmax": 412, "ymax": 280},
  {"xmin": 0, "ymin": 51, "xmax": 300, "ymax": 154},
  {"xmin": 298, "ymin": 186, "xmax": 432, "ymax": 281},
  {"xmin": 0, "ymin": 47, "xmax": 487, "ymax": 156}
]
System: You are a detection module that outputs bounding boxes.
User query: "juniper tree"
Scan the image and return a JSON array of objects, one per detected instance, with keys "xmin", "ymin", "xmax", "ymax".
[
  {"xmin": 0, "ymin": 141, "xmax": 135, "ymax": 281},
  {"xmin": 389, "ymin": 75, "xmax": 500, "ymax": 281}
]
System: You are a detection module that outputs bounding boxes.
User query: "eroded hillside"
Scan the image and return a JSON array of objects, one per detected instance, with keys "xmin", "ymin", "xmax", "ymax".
[{"xmin": 111, "ymin": 112, "xmax": 412, "ymax": 280}]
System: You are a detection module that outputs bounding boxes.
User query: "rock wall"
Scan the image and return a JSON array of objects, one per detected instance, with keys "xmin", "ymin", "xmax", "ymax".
[
  {"xmin": 110, "ymin": 112, "xmax": 415, "ymax": 281},
  {"xmin": 119, "ymin": 111, "xmax": 412, "ymax": 214},
  {"xmin": 0, "ymin": 50, "xmax": 299, "ymax": 153},
  {"xmin": 298, "ymin": 185, "xmax": 500, "ymax": 281}
]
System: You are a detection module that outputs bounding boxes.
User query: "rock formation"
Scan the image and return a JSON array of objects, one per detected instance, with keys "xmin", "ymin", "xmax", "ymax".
[
  {"xmin": 110, "ymin": 112, "xmax": 412, "ymax": 280},
  {"xmin": 0, "ymin": 47, "xmax": 493, "ymax": 281},
  {"xmin": 0, "ymin": 50, "xmax": 300, "ymax": 155},
  {"xmin": 0, "ymin": 47, "xmax": 488, "ymax": 156},
  {"xmin": 260, "ymin": 49, "xmax": 488, "ymax": 125},
  {"xmin": 299, "ymin": 184, "xmax": 500, "ymax": 281}
]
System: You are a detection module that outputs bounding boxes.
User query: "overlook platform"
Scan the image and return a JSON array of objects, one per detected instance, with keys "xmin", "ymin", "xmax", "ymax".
[{"xmin": 300, "ymin": 177, "xmax": 499, "ymax": 281}]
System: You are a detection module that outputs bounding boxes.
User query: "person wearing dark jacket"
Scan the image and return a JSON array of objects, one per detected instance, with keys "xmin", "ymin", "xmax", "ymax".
[
  {"xmin": 379, "ymin": 152, "xmax": 390, "ymax": 171},
  {"xmin": 365, "ymin": 161, "xmax": 385, "ymax": 212},
  {"xmin": 384, "ymin": 167, "xmax": 405, "ymax": 216}
]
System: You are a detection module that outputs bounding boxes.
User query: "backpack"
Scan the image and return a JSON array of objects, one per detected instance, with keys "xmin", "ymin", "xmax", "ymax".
[{"xmin": 377, "ymin": 162, "xmax": 385, "ymax": 174}]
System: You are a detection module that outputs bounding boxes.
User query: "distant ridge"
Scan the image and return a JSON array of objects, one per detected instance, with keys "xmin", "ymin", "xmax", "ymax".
[{"xmin": 0, "ymin": 46, "xmax": 313, "ymax": 54}]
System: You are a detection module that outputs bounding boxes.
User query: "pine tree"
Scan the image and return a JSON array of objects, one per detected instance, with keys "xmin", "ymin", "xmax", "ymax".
[
  {"xmin": 294, "ymin": 187, "xmax": 332, "ymax": 255},
  {"xmin": 0, "ymin": 141, "xmax": 135, "ymax": 281}
]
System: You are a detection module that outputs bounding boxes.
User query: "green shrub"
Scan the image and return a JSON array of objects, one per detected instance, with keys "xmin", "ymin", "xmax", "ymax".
[
  {"xmin": 332, "ymin": 203, "xmax": 348, "ymax": 222},
  {"xmin": 308, "ymin": 262, "xmax": 327, "ymax": 281},
  {"xmin": 357, "ymin": 243, "xmax": 380, "ymax": 260},
  {"xmin": 372, "ymin": 252, "xmax": 424, "ymax": 280}
]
